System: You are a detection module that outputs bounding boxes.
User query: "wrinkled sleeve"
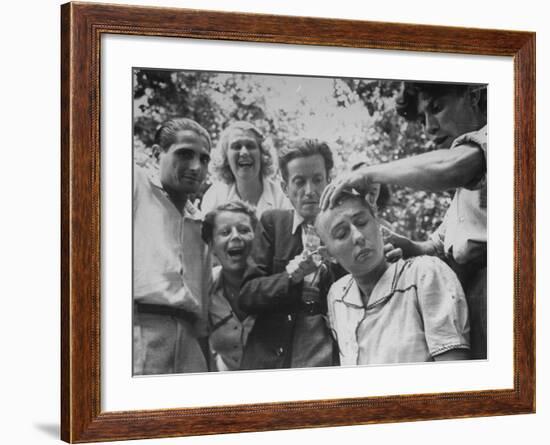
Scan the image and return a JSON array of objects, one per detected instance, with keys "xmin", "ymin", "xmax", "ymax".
[
  {"xmin": 452, "ymin": 127, "xmax": 487, "ymax": 191},
  {"xmin": 413, "ymin": 256, "xmax": 470, "ymax": 357}
]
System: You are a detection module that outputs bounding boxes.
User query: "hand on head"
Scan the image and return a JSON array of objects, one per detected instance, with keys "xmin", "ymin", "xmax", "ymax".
[{"xmin": 319, "ymin": 167, "xmax": 374, "ymax": 210}]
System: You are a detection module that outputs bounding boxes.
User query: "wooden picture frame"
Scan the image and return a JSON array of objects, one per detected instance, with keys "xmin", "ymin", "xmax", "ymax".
[{"xmin": 61, "ymin": 1, "xmax": 535, "ymax": 442}]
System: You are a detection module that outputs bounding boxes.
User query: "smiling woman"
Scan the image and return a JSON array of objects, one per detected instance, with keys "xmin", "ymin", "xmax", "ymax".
[{"xmin": 201, "ymin": 121, "xmax": 292, "ymax": 218}]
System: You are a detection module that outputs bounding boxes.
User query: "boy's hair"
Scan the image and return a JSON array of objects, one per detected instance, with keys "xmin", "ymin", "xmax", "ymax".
[
  {"xmin": 279, "ymin": 139, "xmax": 334, "ymax": 181},
  {"xmin": 210, "ymin": 121, "xmax": 275, "ymax": 184},
  {"xmin": 395, "ymin": 82, "xmax": 487, "ymax": 122},
  {"xmin": 154, "ymin": 118, "xmax": 212, "ymax": 152},
  {"xmin": 201, "ymin": 199, "xmax": 258, "ymax": 244}
]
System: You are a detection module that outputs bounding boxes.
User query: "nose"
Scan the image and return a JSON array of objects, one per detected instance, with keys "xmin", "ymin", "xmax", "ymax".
[
  {"xmin": 350, "ymin": 224, "xmax": 365, "ymax": 246},
  {"xmin": 239, "ymin": 145, "xmax": 249, "ymax": 155},
  {"xmin": 229, "ymin": 226, "xmax": 242, "ymax": 239},
  {"xmin": 304, "ymin": 180, "xmax": 314, "ymax": 195},
  {"xmin": 188, "ymin": 154, "xmax": 201, "ymax": 171},
  {"xmin": 424, "ymin": 113, "xmax": 439, "ymax": 136}
]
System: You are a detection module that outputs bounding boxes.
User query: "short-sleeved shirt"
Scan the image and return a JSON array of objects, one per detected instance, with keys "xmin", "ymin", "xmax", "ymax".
[
  {"xmin": 201, "ymin": 177, "xmax": 292, "ymax": 218},
  {"xmin": 431, "ymin": 126, "xmax": 487, "ymax": 264},
  {"xmin": 133, "ymin": 166, "xmax": 211, "ymax": 324},
  {"xmin": 208, "ymin": 267, "xmax": 256, "ymax": 371},
  {"xmin": 327, "ymin": 256, "xmax": 470, "ymax": 366}
]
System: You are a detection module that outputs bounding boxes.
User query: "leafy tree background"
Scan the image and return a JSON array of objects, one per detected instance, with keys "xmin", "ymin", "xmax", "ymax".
[{"xmin": 133, "ymin": 68, "xmax": 452, "ymax": 241}]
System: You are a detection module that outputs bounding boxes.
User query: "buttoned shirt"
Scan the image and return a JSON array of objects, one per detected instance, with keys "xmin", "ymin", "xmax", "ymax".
[
  {"xmin": 208, "ymin": 267, "xmax": 256, "ymax": 371},
  {"xmin": 431, "ymin": 126, "xmax": 487, "ymax": 264},
  {"xmin": 201, "ymin": 177, "xmax": 292, "ymax": 218},
  {"xmin": 327, "ymin": 256, "xmax": 470, "ymax": 366},
  {"xmin": 133, "ymin": 166, "xmax": 211, "ymax": 327}
]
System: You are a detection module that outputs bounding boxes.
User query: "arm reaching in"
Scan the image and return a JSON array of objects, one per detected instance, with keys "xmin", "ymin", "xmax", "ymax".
[{"xmin": 320, "ymin": 144, "xmax": 485, "ymax": 210}]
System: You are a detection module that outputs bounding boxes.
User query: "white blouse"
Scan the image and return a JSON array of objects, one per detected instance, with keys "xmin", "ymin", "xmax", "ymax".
[{"xmin": 201, "ymin": 177, "xmax": 292, "ymax": 218}]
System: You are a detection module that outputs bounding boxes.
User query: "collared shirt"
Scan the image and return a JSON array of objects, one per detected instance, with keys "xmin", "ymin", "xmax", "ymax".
[
  {"xmin": 133, "ymin": 166, "xmax": 211, "ymax": 326},
  {"xmin": 290, "ymin": 211, "xmax": 322, "ymax": 284},
  {"xmin": 208, "ymin": 267, "xmax": 256, "ymax": 371},
  {"xmin": 327, "ymin": 256, "xmax": 470, "ymax": 366},
  {"xmin": 201, "ymin": 177, "xmax": 292, "ymax": 218},
  {"xmin": 431, "ymin": 126, "xmax": 487, "ymax": 264}
]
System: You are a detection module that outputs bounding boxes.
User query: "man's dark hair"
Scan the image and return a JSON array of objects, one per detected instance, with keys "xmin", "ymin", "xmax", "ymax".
[
  {"xmin": 278, "ymin": 139, "xmax": 334, "ymax": 181},
  {"xmin": 154, "ymin": 117, "xmax": 212, "ymax": 152},
  {"xmin": 395, "ymin": 82, "xmax": 487, "ymax": 122}
]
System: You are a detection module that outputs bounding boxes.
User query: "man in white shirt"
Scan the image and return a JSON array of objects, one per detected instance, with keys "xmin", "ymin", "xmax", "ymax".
[{"xmin": 133, "ymin": 118, "xmax": 212, "ymax": 375}]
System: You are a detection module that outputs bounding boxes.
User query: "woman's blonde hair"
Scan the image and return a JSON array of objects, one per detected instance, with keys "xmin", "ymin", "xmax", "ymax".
[{"xmin": 210, "ymin": 121, "xmax": 275, "ymax": 184}]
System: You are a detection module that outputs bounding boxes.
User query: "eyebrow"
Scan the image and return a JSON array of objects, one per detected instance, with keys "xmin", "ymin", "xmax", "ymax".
[
  {"xmin": 173, "ymin": 145, "xmax": 210, "ymax": 155},
  {"xmin": 351, "ymin": 210, "xmax": 368, "ymax": 219}
]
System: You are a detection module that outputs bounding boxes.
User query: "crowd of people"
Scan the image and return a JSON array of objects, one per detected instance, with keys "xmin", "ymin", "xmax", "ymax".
[{"xmin": 133, "ymin": 81, "xmax": 487, "ymax": 375}]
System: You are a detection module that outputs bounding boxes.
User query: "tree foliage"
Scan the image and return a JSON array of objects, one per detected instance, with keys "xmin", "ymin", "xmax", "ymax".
[{"xmin": 133, "ymin": 69, "xmax": 451, "ymax": 241}]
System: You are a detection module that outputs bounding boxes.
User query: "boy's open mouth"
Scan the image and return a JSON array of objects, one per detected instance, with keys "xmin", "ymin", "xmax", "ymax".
[{"xmin": 227, "ymin": 246, "xmax": 246, "ymax": 259}]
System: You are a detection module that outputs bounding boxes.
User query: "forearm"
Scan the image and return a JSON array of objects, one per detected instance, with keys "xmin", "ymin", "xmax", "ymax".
[
  {"xmin": 239, "ymin": 270, "xmax": 299, "ymax": 314},
  {"xmin": 406, "ymin": 239, "xmax": 440, "ymax": 258},
  {"xmin": 362, "ymin": 146, "xmax": 484, "ymax": 191}
]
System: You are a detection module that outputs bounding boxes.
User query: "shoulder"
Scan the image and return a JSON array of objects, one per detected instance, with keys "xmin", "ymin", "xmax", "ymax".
[
  {"xmin": 133, "ymin": 165, "xmax": 155, "ymax": 198},
  {"xmin": 451, "ymin": 125, "xmax": 487, "ymax": 152},
  {"xmin": 260, "ymin": 208, "xmax": 294, "ymax": 226},
  {"xmin": 201, "ymin": 181, "xmax": 230, "ymax": 212},
  {"xmin": 261, "ymin": 178, "xmax": 292, "ymax": 210},
  {"xmin": 402, "ymin": 255, "xmax": 451, "ymax": 276},
  {"xmin": 400, "ymin": 256, "xmax": 461, "ymax": 291},
  {"xmin": 203, "ymin": 181, "xmax": 230, "ymax": 200},
  {"xmin": 328, "ymin": 274, "xmax": 354, "ymax": 301},
  {"xmin": 265, "ymin": 178, "xmax": 287, "ymax": 198},
  {"xmin": 134, "ymin": 165, "xmax": 150, "ymax": 186}
]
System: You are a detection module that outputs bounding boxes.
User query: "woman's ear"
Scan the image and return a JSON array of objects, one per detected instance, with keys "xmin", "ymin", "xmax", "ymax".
[{"xmin": 152, "ymin": 144, "xmax": 161, "ymax": 161}]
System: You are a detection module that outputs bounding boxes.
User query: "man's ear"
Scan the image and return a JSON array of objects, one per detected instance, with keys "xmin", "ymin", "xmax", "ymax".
[{"xmin": 152, "ymin": 144, "xmax": 162, "ymax": 161}]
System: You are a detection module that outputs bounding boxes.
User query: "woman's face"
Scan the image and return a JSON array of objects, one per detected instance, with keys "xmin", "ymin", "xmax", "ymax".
[
  {"xmin": 211, "ymin": 210, "xmax": 255, "ymax": 273},
  {"xmin": 226, "ymin": 129, "xmax": 262, "ymax": 182},
  {"xmin": 417, "ymin": 88, "xmax": 481, "ymax": 148},
  {"xmin": 317, "ymin": 198, "xmax": 384, "ymax": 277}
]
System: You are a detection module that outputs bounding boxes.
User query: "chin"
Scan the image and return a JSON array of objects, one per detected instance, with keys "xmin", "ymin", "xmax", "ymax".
[{"xmin": 299, "ymin": 207, "xmax": 319, "ymax": 220}]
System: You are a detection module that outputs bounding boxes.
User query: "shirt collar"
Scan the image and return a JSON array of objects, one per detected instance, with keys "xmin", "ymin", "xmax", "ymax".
[
  {"xmin": 342, "ymin": 260, "xmax": 400, "ymax": 309},
  {"xmin": 291, "ymin": 210, "xmax": 305, "ymax": 235},
  {"xmin": 146, "ymin": 167, "xmax": 203, "ymax": 221}
]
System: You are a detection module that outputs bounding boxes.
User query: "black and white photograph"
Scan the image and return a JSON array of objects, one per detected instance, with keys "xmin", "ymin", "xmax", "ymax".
[{"xmin": 132, "ymin": 68, "xmax": 487, "ymax": 376}]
